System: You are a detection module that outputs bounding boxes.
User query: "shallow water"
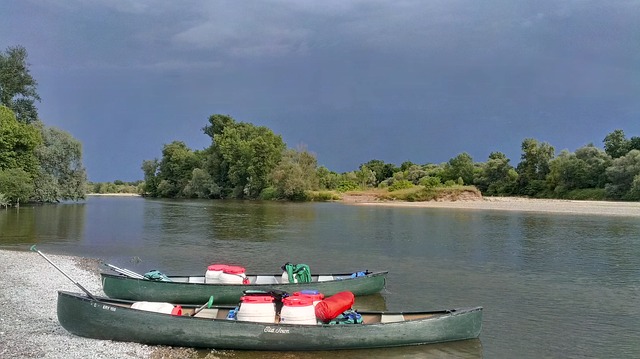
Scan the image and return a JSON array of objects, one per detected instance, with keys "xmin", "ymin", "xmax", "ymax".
[{"xmin": 1, "ymin": 196, "xmax": 639, "ymax": 358}]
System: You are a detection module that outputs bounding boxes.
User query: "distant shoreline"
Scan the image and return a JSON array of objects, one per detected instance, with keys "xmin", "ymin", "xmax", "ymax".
[
  {"xmin": 84, "ymin": 193, "xmax": 640, "ymax": 217},
  {"xmin": 342, "ymin": 196, "xmax": 640, "ymax": 217}
]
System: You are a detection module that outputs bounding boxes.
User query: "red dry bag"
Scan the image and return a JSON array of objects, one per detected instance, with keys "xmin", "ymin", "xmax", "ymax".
[{"xmin": 314, "ymin": 291, "xmax": 355, "ymax": 323}]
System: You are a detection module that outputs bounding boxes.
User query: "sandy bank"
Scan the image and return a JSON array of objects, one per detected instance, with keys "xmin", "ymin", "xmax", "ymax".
[{"xmin": 345, "ymin": 196, "xmax": 640, "ymax": 217}]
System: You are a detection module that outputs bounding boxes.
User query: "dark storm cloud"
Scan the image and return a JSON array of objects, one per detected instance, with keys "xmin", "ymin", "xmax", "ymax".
[{"xmin": 1, "ymin": 0, "xmax": 638, "ymax": 181}]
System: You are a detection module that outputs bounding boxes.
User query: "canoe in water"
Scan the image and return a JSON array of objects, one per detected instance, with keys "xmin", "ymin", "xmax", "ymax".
[
  {"xmin": 101, "ymin": 270, "xmax": 388, "ymax": 304},
  {"xmin": 57, "ymin": 291, "xmax": 483, "ymax": 351}
]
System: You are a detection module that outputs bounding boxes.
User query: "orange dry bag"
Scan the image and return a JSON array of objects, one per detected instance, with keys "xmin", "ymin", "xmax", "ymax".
[{"xmin": 314, "ymin": 291, "xmax": 355, "ymax": 323}]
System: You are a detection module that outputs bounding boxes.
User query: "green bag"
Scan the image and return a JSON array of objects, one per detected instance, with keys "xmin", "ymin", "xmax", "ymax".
[{"xmin": 144, "ymin": 270, "xmax": 171, "ymax": 281}]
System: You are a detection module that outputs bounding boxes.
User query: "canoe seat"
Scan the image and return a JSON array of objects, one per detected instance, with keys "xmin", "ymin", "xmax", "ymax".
[
  {"xmin": 380, "ymin": 314, "xmax": 404, "ymax": 323},
  {"xmin": 317, "ymin": 275, "xmax": 334, "ymax": 282},
  {"xmin": 254, "ymin": 276, "xmax": 279, "ymax": 284}
]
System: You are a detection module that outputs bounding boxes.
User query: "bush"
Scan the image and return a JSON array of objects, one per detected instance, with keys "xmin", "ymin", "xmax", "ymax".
[
  {"xmin": 259, "ymin": 187, "xmax": 278, "ymax": 200},
  {"xmin": 307, "ymin": 191, "xmax": 340, "ymax": 201},
  {"xmin": 389, "ymin": 180, "xmax": 413, "ymax": 192},
  {"xmin": 336, "ymin": 181, "xmax": 359, "ymax": 192},
  {"xmin": 419, "ymin": 176, "xmax": 441, "ymax": 188}
]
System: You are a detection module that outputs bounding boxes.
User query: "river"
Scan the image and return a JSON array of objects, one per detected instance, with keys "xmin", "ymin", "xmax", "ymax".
[{"xmin": 1, "ymin": 196, "xmax": 638, "ymax": 358}]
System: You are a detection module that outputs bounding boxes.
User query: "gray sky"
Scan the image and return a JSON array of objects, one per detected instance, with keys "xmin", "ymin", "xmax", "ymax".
[{"xmin": 2, "ymin": 0, "xmax": 639, "ymax": 182}]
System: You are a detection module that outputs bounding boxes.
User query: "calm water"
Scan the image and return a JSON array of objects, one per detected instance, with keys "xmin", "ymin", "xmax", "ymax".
[{"xmin": 1, "ymin": 196, "xmax": 639, "ymax": 358}]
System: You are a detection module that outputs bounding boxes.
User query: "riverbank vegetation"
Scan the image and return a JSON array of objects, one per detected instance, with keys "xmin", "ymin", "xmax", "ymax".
[
  {"xmin": 0, "ymin": 46, "xmax": 86, "ymax": 206},
  {"xmin": 139, "ymin": 112, "xmax": 640, "ymax": 202},
  {"xmin": 2, "ymin": 44, "xmax": 639, "ymax": 205}
]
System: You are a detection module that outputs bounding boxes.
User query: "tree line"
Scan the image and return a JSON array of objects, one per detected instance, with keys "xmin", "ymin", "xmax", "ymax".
[
  {"xmin": 3, "ymin": 45, "xmax": 638, "ymax": 204},
  {"xmin": 0, "ymin": 46, "xmax": 87, "ymax": 207},
  {"xmin": 142, "ymin": 113, "xmax": 640, "ymax": 202}
]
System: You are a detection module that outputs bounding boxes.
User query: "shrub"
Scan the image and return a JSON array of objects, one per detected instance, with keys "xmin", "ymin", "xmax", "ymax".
[{"xmin": 389, "ymin": 180, "xmax": 413, "ymax": 192}]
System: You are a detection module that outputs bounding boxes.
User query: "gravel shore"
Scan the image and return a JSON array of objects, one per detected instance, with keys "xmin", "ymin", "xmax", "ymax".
[{"xmin": 0, "ymin": 250, "xmax": 154, "ymax": 359}]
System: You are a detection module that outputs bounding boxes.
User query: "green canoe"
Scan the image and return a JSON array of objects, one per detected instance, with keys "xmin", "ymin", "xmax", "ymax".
[
  {"xmin": 101, "ymin": 270, "xmax": 388, "ymax": 304},
  {"xmin": 57, "ymin": 291, "xmax": 483, "ymax": 351}
]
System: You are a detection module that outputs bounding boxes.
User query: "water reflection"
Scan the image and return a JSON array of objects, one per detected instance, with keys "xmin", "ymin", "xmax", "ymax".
[{"xmin": 0, "ymin": 202, "xmax": 85, "ymax": 247}]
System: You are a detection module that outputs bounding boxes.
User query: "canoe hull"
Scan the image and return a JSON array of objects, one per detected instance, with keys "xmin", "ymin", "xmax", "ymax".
[
  {"xmin": 101, "ymin": 271, "xmax": 388, "ymax": 304},
  {"xmin": 57, "ymin": 291, "xmax": 482, "ymax": 351}
]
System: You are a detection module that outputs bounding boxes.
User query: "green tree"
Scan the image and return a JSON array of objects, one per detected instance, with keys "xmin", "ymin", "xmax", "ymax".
[
  {"xmin": 628, "ymin": 136, "xmax": 640, "ymax": 152},
  {"xmin": 361, "ymin": 159, "xmax": 396, "ymax": 185},
  {"xmin": 605, "ymin": 149, "xmax": 640, "ymax": 200},
  {"xmin": 355, "ymin": 165, "xmax": 376, "ymax": 189},
  {"xmin": 270, "ymin": 148, "xmax": 319, "ymax": 200},
  {"xmin": 213, "ymin": 121, "xmax": 285, "ymax": 198},
  {"xmin": 317, "ymin": 166, "xmax": 340, "ymax": 190},
  {"xmin": 0, "ymin": 168, "xmax": 33, "ymax": 204},
  {"xmin": 405, "ymin": 164, "xmax": 427, "ymax": 184},
  {"xmin": 0, "ymin": 106, "xmax": 41, "ymax": 176},
  {"xmin": 141, "ymin": 159, "xmax": 159, "ymax": 196},
  {"xmin": 0, "ymin": 46, "xmax": 40, "ymax": 124},
  {"xmin": 475, "ymin": 152, "xmax": 517, "ymax": 195},
  {"xmin": 156, "ymin": 141, "xmax": 200, "ymax": 197},
  {"xmin": 516, "ymin": 138, "xmax": 555, "ymax": 196},
  {"xmin": 603, "ymin": 129, "xmax": 629, "ymax": 159},
  {"xmin": 183, "ymin": 168, "xmax": 219, "ymax": 199},
  {"xmin": 573, "ymin": 144, "xmax": 611, "ymax": 188},
  {"xmin": 442, "ymin": 152, "xmax": 474, "ymax": 185},
  {"xmin": 33, "ymin": 124, "xmax": 87, "ymax": 201}
]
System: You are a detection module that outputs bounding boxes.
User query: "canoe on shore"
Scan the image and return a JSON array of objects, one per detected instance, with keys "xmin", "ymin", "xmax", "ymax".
[
  {"xmin": 101, "ymin": 270, "xmax": 388, "ymax": 304},
  {"xmin": 57, "ymin": 291, "xmax": 483, "ymax": 351}
]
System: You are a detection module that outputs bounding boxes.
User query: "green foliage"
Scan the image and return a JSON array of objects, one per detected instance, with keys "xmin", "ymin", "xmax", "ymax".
[
  {"xmin": 361, "ymin": 159, "xmax": 397, "ymax": 185},
  {"xmin": 307, "ymin": 191, "xmax": 340, "ymax": 201},
  {"xmin": 0, "ymin": 106, "xmax": 42, "ymax": 176},
  {"xmin": 183, "ymin": 168, "xmax": 220, "ymax": 198},
  {"xmin": 605, "ymin": 150, "xmax": 640, "ymax": 200},
  {"xmin": 603, "ymin": 129, "xmax": 630, "ymax": 159},
  {"xmin": 156, "ymin": 141, "xmax": 200, "ymax": 197},
  {"xmin": 336, "ymin": 180, "xmax": 359, "ymax": 192},
  {"xmin": 560, "ymin": 188, "xmax": 607, "ymax": 201},
  {"xmin": 317, "ymin": 166, "xmax": 340, "ymax": 190},
  {"xmin": 442, "ymin": 152, "xmax": 474, "ymax": 185},
  {"xmin": 355, "ymin": 165, "xmax": 376, "ymax": 189},
  {"xmin": 388, "ymin": 179, "xmax": 413, "ymax": 192},
  {"xmin": 474, "ymin": 152, "xmax": 517, "ymax": 195},
  {"xmin": 419, "ymin": 176, "xmax": 441, "ymax": 188},
  {"xmin": 405, "ymin": 164, "xmax": 427, "ymax": 184},
  {"xmin": 0, "ymin": 168, "xmax": 34, "ymax": 204},
  {"xmin": 34, "ymin": 124, "xmax": 87, "ymax": 201},
  {"xmin": 88, "ymin": 180, "xmax": 143, "ymax": 194},
  {"xmin": 212, "ymin": 119, "xmax": 285, "ymax": 198},
  {"xmin": 547, "ymin": 145, "xmax": 612, "ymax": 198},
  {"xmin": 0, "ymin": 192, "xmax": 8, "ymax": 208},
  {"xmin": 0, "ymin": 46, "xmax": 40, "ymax": 124},
  {"xmin": 516, "ymin": 138, "xmax": 555, "ymax": 196},
  {"xmin": 627, "ymin": 175, "xmax": 640, "ymax": 201},
  {"xmin": 141, "ymin": 159, "xmax": 160, "ymax": 196},
  {"xmin": 259, "ymin": 186, "xmax": 278, "ymax": 200},
  {"xmin": 270, "ymin": 147, "xmax": 318, "ymax": 200}
]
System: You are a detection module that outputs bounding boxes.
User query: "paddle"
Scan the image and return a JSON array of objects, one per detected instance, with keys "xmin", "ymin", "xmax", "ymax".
[
  {"xmin": 30, "ymin": 245, "xmax": 97, "ymax": 301},
  {"xmin": 192, "ymin": 295, "xmax": 215, "ymax": 316},
  {"xmin": 102, "ymin": 262, "xmax": 146, "ymax": 279}
]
